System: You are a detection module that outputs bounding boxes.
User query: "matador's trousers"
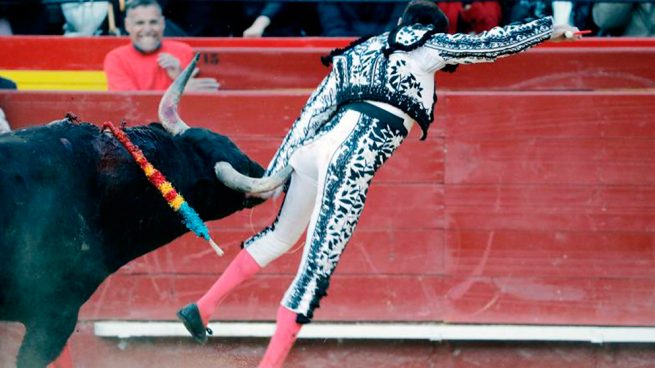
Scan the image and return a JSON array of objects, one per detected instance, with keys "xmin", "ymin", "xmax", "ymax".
[{"xmin": 244, "ymin": 101, "xmax": 414, "ymax": 323}]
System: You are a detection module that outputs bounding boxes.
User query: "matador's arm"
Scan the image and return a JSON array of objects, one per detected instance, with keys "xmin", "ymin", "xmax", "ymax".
[{"xmin": 425, "ymin": 17, "xmax": 554, "ymax": 65}]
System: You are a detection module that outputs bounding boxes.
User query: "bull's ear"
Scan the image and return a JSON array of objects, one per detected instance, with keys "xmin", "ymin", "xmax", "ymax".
[{"xmin": 158, "ymin": 53, "xmax": 199, "ymax": 135}]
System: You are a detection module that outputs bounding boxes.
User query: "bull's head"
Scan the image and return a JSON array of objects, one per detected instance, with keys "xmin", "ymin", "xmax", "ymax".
[{"xmin": 159, "ymin": 54, "xmax": 292, "ymax": 199}]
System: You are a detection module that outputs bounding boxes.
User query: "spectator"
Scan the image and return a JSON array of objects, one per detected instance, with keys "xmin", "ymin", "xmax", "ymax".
[
  {"xmin": 438, "ymin": 1, "xmax": 503, "ymax": 34},
  {"xmin": 593, "ymin": 2, "xmax": 655, "ymax": 36},
  {"xmin": 176, "ymin": 2, "xmax": 580, "ymax": 368},
  {"xmin": 551, "ymin": 1, "xmax": 595, "ymax": 32},
  {"xmin": 61, "ymin": 1, "xmax": 110, "ymax": 36},
  {"xmin": 508, "ymin": 0, "xmax": 594, "ymax": 31},
  {"xmin": 243, "ymin": 2, "xmax": 320, "ymax": 37},
  {"xmin": 317, "ymin": 1, "xmax": 407, "ymax": 37},
  {"xmin": 103, "ymin": 0, "xmax": 218, "ymax": 91},
  {"xmin": 98, "ymin": 0, "xmax": 186, "ymax": 36},
  {"xmin": 0, "ymin": 14, "xmax": 10, "ymax": 35},
  {"xmin": 552, "ymin": 1, "xmax": 573, "ymax": 25}
]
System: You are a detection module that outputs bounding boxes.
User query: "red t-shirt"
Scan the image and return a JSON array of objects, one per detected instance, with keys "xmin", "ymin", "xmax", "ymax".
[{"xmin": 104, "ymin": 40, "xmax": 195, "ymax": 91}]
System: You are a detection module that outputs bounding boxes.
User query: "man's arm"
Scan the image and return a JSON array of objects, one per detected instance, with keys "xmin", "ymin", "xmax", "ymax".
[
  {"xmin": 243, "ymin": 3, "xmax": 282, "ymax": 37},
  {"xmin": 425, "ymin": 17, "xmax": 559, "ymax": 65},
  {"xmin": 265, "ymin": 72, "xmax": 339, "ymax": 177}
]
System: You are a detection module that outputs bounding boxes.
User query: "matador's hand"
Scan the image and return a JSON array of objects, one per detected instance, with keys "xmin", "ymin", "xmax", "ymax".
[{"xmin": 550, "ymin": 24, "xmax": 582, "ymax": 42}]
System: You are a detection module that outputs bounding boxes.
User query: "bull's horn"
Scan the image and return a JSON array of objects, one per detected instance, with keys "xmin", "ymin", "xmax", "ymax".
[
  {"xmin": 158, "ymin": 53, "xmax": 198, "ymax": 135},
  {"xmin": 215, "ymin": 162, "xmax": 293, "ymax": 194}
]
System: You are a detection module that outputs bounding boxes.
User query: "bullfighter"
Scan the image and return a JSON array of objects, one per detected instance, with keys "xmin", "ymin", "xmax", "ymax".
[{"xmin": 178, "ymin": 2, "xmax": 581, "ymax": 367}]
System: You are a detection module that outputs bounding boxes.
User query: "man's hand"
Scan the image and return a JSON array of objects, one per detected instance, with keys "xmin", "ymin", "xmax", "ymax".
[
  {"xmin": 550, "ymin": 24, "xmax": 582, "ymax": 42},
  {"xmin": 182, "ymin": 67, "xmax": 220, "ymax": 91},
  {"xmin": 243, "ymin": 15, "xmax": 271, "ymax": 38},
  {"xmin": 158, "ymin": 52, "xmax": 182, "ymax": 80},
  {"xmin": 185, "ymin": 77, "xmax": 221, "ymax": 92}
]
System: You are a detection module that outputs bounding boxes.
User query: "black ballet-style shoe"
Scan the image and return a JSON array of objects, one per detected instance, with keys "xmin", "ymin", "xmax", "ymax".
[{"xmin": 177, "ymin": 303, "xmax": 213, "ymax": 344}]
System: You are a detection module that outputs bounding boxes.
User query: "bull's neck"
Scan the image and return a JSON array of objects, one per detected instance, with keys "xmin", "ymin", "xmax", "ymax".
[{"xmin": 99, "ymin": 127, "xmax": 209, "ymax": 268}]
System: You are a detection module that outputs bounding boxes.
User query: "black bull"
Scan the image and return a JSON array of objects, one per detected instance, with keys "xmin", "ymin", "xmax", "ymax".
[{"xmin": 0, "ymin": 58, "xmax": 266, "ymax": 367}]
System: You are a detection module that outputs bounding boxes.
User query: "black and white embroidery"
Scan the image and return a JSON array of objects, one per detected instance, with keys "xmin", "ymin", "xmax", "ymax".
[
  {"xmin": 332, "ymin": 17, "xmax": 553, "ymax": 139},
  {"xmin": 265, "ymin": 72, "xmax": 339, "ymax": 177},
  {"xmin": 425, "ymin": 17, "xmax": 553, "ymax": 64},
  {"xmin": 243, "ymin": 204, "xmax": 282, "ymax": 248},
  {"xmin": 252, "ymin": 17, "xmax": 555, "ymax": 323},
  {"xmin": 265, "ymin": 17, "xmax": 553, "ymax": 171},
  {"xmin": 393, "ymin": 24, "xmax": 433, "ymax": 46},
  {"xmin": 281, "ymin": 113, "xmax": 408, "ymax": 323},
  {"xmin": 387, "ymin": 59, "xmax": 423, "ymax": 100}
]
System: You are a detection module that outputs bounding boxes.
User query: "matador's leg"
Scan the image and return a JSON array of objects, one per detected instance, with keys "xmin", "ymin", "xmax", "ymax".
[
  {"xmin": 194, "ymin": 171, "xmax": 318, "ymax": 326},
  {"xmin": 282, "ymin": 106, "xmax": 410, "ymax": 323},
  {"xmin": 259, "ymin": 104, "xmax": 411, "ymax": 367}
]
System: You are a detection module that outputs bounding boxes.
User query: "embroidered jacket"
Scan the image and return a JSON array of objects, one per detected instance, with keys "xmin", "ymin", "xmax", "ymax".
[{"xmin": 266, "ymin": 17, "xmax": 554, "ymax": 176}]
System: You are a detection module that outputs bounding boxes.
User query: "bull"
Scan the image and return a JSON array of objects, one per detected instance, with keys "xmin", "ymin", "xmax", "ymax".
[{"xmin": 0, "ymin": 56, "xmax": 277, "ymax": 367}]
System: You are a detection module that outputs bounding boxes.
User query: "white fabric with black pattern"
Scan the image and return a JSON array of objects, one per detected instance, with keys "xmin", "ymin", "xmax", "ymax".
[
  {"xmin": 249, "ymin": 16, "xmax": 554, "ymax": 323},
  {"xmin": 244, "ymin": 106, "xmax": 409, "ymax": 323},
  {"xmin": 264, "ymin": 17, "xmax": 553, "ymax": 178}
]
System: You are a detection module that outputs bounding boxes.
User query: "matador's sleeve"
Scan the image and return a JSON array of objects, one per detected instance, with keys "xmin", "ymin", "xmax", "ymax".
[
  {"xmin": 265, "ymin": 71, "xmax": 339, "ymax": 176},
  {"xmin": 425, "ymin": 17, "xmax": 554, "ymax": 65}
]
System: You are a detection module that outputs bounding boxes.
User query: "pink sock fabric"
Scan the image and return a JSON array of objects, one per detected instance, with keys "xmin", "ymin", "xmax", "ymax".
[
  {"xmin": 47, "ymin": 343, "xmax": 73, "ymax": 368},
  {"xmin": 196, "ymin": 249, "xmax": 261, "ymax": 325},
  {"xmin": 258, "ymin": 306, "xmax": 302, "ymax": 368}
]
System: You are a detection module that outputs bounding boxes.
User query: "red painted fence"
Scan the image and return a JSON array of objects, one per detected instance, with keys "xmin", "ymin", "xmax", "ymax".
[
  {"xmin": 1, "ymin": 36, "xmax": 655, "ymax": 90},
  {"xmin": 2, "ymin": 90, "xmax": 654, "ymax": 326}
]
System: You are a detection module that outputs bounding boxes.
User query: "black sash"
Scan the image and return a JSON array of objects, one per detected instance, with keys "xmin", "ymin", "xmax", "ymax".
[{"xmin": 344, "ymin": 101, "xmax": 408, "ymax": 136}]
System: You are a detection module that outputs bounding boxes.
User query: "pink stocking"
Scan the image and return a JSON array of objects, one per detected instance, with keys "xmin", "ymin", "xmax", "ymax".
[
  {"xmin": 196, "ymin": 249, "xmax": 261, "ymax": 325},
  {"xmin": 258, "ymin": 305, "xmax": 302, "ymax": 368}
]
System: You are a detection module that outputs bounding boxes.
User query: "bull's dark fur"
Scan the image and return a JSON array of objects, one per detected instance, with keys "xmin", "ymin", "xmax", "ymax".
[{"xmin": 0, "ymin": 117, "xmax": 264, "ymax": 367}]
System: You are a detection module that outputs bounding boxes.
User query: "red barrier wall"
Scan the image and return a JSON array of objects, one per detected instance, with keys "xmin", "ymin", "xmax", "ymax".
[
  {"xmin": 2, "ymin": 90, "xmax": 654, "ymax": 326},
  {"xmin": 2, "ymin": 36, "xmax": 655, "ymax": 90}
]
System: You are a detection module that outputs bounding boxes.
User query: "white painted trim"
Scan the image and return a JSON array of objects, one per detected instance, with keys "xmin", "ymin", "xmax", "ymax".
[{"xmin": 93, "ymin": 321, "xmax": 655, "ymax": 344}]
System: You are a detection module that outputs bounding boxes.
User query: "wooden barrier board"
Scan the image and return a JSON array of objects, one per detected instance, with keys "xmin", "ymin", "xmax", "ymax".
[
  {"xmin": 1, "ymin": 90, "xmax": 654, "ymax": 326},
  {"xmin": 1, "ymin": 37, "xmax": 654, "ymax": 90}
]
